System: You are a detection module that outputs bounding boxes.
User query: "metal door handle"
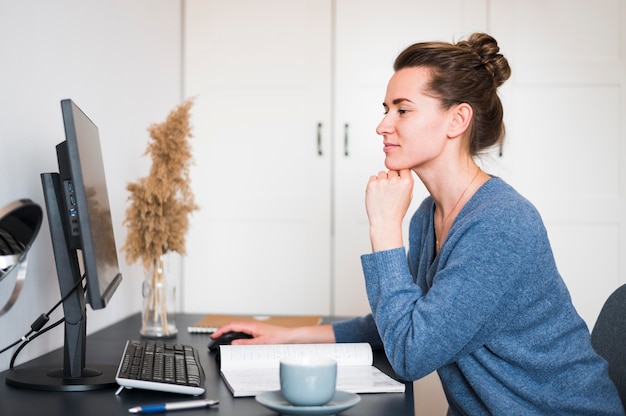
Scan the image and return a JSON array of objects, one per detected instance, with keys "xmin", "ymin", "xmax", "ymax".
[
  {"xmin": 344, "ymin": 123, "xmax": 349, "ymax": 156},
  {"xmin": 317, "ymin": 122, "xmax": 323, "ymax": 156}
]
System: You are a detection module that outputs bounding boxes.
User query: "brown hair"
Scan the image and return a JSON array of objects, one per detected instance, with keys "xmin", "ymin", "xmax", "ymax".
[{"xmin": 394, "ymin": 33, "xmax": 511, "ymax": 155}]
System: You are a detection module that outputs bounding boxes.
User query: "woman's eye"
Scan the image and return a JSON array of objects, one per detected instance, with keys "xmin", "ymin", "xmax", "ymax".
[{"xmin": 398, "ymin": 109, "xmax": 408, "ymax": 115}]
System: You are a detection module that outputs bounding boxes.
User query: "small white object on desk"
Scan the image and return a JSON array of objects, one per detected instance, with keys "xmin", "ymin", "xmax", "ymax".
[{"xmin": 187, "ymin": 326, "xmax": 216, "ymax": 334}]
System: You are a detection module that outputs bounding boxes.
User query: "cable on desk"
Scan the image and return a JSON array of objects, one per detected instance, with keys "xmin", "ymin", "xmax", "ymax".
[
  {"xmin": 9, "ymin": 317, "xmax": 66, "ymax": 368},
  {"xmin": 0, "ymin": 274, "xmax": 86, "ymax": 365}
]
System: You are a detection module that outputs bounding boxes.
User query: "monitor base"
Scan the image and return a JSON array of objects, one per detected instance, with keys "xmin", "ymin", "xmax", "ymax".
[{"xmin": 5, "ymin": 364, "xmax": 117, "ymax": 392}]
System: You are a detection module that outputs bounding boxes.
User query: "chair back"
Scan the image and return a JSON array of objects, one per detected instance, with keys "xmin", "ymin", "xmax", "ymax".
[{"xmin": 591, "ymin": 283, "xmax": 626, "ymax": 409}]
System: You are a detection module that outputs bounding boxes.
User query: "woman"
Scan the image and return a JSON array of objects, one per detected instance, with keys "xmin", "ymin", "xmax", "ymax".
[{"xmin": 212, "ymin": 33, "xmax": 623, "ymax": 415}]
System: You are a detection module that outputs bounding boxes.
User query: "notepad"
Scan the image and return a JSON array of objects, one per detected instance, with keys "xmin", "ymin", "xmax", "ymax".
[
  {"xmin": 187, "ymin": 314, "xmax": 322, "ymax": 334},
  {"xmin": 218, "ymin": 343, "xmax": 406, "ymax": 397}
]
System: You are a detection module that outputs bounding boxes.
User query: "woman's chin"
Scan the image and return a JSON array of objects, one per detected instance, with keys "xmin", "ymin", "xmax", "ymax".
[{"xmin": 384, "ymin": 161, "xmax": 410, "ymax": 171}]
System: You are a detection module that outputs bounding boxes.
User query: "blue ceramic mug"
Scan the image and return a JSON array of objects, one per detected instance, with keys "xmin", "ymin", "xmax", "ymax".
[{"xmin": 279, "ymin": 357, "xmax": 337, "ymax": 406}]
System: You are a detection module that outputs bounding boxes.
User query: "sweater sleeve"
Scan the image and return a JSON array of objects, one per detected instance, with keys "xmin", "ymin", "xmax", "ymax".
[{"xmin": 331, "ymin": 314, "xmax": 383, "ymax": 350}]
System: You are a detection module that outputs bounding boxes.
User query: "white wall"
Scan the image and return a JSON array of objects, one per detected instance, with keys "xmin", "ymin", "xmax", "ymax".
[{"xmin": 0, "ymin": 0, "xmax": 182, "ymax": 371}]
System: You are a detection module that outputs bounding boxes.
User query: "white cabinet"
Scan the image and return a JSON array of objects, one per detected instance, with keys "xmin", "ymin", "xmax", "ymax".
[
  {"xmin": 182, "ymin": 0, "xmax": 626, "ymax": 327},
  {"xmin": 487, "ymin": 0, "xmax": 626, "ymax": 328},
  {"xmin": 184, "ymin": 0, "xmax": 333, "ymax": 315}
]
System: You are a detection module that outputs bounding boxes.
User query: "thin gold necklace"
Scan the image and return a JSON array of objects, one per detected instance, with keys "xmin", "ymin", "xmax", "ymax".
[{"xmin": 436, "ymin": 167, "xmax": 481, "ymax": 250}]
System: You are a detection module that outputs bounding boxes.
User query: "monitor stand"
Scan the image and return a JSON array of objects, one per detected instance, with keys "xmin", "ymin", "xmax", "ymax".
[
  {"xmin": 5, "ymin": 173, "xmax": 117, "ymax": 392},
  {"xmin": 5, "ymin": 312, "xmax": 118, "ymax": 391}
]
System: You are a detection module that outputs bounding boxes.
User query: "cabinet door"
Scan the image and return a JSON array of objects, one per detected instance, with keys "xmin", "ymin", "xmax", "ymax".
[
  {"xmin": 488, "ymin": 0, "xmax": 625, "ymax": 328},
  {"xmin": 183, "ymin": 0, "xmax": 332, "ymax": 314},
  {"xmin": 332, "ymin": 0, "xmax": 488, "ymax": 315}
]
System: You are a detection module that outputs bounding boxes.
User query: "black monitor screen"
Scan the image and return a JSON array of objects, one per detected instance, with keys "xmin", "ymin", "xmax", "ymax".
[{"xmin": 59, "ymin": 99, "xmax": 121, "ymax": 309}]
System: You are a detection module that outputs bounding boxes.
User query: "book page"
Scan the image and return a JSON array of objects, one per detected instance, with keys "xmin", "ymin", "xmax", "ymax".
[
  {"xmin": 338, "ymin": 366, "xmax": 406, "ymax": 393},
  {"xmin": 219, "ymin": 343, "xmax": 373, "ymax": 371}
]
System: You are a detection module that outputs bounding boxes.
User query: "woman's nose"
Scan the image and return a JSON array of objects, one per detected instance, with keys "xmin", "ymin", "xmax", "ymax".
[{"xmin": 376, "ymin": 114, "xmax": 392, "ymax": 136}]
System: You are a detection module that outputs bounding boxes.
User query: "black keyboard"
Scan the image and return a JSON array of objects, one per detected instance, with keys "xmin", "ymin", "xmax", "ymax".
[{"xmin": 115, "ymin": 339, "xmax": 206, "ymax": 395}]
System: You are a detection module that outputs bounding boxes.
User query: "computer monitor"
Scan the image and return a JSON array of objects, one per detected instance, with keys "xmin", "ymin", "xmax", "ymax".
[{"xmin": 6, "ymin": 99, "xmax": 123, "ymax": 391}]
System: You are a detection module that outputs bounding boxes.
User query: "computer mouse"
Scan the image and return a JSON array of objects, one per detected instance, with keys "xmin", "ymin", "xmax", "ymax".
[{"xmin": 207, "ymin": 331, "xmax": 254, "ymax": 351}]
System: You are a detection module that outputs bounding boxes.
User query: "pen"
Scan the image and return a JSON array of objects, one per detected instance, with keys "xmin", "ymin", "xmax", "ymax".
[{"xmin": 128, "ymin": 399, "xmax": 219, "ymax": 414}]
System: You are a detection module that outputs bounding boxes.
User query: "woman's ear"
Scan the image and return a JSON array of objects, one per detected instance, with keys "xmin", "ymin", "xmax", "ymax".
[{"xmin": 447, "ymin": 103, "xmax": 473, "ymax": 138}]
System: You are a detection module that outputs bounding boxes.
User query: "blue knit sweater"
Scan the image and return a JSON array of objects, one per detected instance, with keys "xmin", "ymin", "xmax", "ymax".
[{"xmin": 333, "ymin": 177, "xmax": 623, "ymax": 415}]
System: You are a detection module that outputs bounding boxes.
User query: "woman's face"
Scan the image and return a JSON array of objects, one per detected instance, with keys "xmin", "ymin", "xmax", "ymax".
[{"xmin": 376, "ymin": 66, "xmax": 454, "ymax": 171}]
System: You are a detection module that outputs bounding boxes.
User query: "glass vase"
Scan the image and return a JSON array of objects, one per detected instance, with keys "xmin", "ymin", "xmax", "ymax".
[{"xmin": 140, "ymin": 254, "xmax": 178, "ymax": 338}]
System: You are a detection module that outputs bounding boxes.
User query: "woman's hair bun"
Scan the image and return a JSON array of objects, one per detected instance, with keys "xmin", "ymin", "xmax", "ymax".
[{"xmin": 458, "ymin": 32, "xmax": 511, "ymax": 87}]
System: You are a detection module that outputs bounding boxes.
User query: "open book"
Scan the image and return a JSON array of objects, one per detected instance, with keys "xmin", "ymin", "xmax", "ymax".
[{"xmin": 218, "ymin": 343, "xmax": 406, "ymax": 397}]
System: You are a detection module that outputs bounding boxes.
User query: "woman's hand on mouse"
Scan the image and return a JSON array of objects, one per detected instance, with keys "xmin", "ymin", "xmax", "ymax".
[{"xmin": 211, "ymin": 322, "xmax": 336, "ymax": 345}]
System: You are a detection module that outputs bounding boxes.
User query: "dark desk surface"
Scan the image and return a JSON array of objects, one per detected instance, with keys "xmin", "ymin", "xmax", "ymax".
[{"xmin": 0, "ymin": 313, "xmax": 414, "ymax": 416}]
